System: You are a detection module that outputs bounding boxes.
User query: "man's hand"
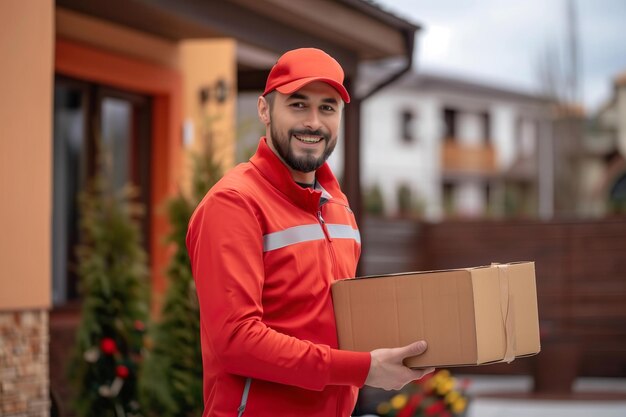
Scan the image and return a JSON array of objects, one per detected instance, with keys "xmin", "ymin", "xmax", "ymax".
[{"xmin": 364, "ymin": 341, "xmax": 435, "ymax": 391}]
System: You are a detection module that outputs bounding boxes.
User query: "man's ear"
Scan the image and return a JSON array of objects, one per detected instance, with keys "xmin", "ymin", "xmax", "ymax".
[{"xmin": 258, "ymin": 96, "xmax": 271, "ymax": 125}]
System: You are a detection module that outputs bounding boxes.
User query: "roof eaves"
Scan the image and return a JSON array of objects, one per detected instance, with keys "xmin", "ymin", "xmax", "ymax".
[
  {"xmin": 395, "ymin": 72, "xmax": 551, "ymax": 104},
  {"xmin": 337, "ymin": 0, "xmax": 422, "ymax": 32}
]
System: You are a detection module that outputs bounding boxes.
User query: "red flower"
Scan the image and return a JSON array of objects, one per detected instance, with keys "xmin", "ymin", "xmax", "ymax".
[
  {"xmin": 116, "ymin": 365, "xmax": 130, "ymax": 379},
  {"xmin": 134, "ymin": 320, "xmax": 145, "ymax": 332},
  {"xmin": 100, "ymin": 338, "xmax": 118, "ymax": 355},
  {"xmin": 425, "ymin": 400, "xmax": 446, "ymax": 416},
  {"xmin": 397, "ymin": 393, "xmax": 423, "ymax": 417}
]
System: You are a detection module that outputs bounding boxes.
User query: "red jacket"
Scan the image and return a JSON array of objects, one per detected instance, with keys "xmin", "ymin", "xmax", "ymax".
[{"xmin": 186, "ymin": 138, "xmax": 371, "ymax": 417}]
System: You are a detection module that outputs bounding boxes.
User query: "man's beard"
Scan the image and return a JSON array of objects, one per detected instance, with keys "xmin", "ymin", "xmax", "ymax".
[{"xmin": 270, "ymin": 124, "xmax": 336, "ymax": 173}]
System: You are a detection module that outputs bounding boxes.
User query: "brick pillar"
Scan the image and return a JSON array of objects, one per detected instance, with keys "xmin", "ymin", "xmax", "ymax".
[{"xmin": 0, "ymin": 310, "xmax": 50, "ymax": 417}]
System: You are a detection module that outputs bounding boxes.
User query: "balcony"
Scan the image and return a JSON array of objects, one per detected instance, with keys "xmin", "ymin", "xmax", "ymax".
[{"xmin": 441, "ymin": 140, "xmax": 496, "ymax": 176}]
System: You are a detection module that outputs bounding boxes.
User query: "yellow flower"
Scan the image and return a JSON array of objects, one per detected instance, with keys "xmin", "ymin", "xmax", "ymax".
[
  {"xmin": 390, "ymin": 393, "xmax": 408, "ymax": 409},
  {"xmin": 432, "ymin": 370, "xmax": 450, "ymax": 386},
  {"xmin": 451, "ymin": 397, "xmax": 467, "ymax": 414},
  {"xmin": 436, "ymin": 369, "xmax": 451, "ymax": 379},
  {"xmin": 436, "ymin": 378, "xmax": 454, "ymax": 395},
  {"xmin": 376, "ymin": 401, "xmax": 391, "ymax": 415},
  {"xmin": 445, "ymin": 390, "xmax": 460, "ymax": 404}
]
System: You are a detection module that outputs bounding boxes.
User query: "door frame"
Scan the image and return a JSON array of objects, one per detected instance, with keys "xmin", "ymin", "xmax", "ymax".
[{"xmin": 55, "ymin": 37, "xmax": 182, "ymax": 308}]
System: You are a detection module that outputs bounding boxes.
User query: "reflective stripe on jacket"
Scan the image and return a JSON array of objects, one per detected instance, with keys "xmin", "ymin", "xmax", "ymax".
[{"xmin": 186, "ymin": 138, "xmax": 371, "ymax": 417}]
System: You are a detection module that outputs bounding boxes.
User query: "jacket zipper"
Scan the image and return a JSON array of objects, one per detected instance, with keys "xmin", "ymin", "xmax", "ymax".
[
  {"xmin": 318, "ymin": 206, "xmax": 343, "ymax": 414},
  {"xmin": 317, "ymin": 210, "xmax": 331, "ymax": 241},
  {"xmin": 317, "ymin": 209, "xmax": 339, "ymax": 278}
]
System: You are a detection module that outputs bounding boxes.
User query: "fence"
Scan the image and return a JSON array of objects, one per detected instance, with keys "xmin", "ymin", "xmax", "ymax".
[{"xmin": 361, "ymin": 217, "xmax": 626, "ymax": 380}]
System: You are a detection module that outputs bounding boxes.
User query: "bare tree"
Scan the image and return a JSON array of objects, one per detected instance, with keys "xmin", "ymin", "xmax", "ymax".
[{"xmin": 535, "ymin": 0, "xmax": 584, "ymax": 218}]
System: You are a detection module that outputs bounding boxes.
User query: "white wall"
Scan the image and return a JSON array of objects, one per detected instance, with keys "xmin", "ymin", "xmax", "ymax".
[
  {"xmin": 361, "ymin": 80, "xmax": 548, "ymax": 220},
  {"xmin": 455, "ymin": 180, "xmax": 485, "ymax": 217},
  {"xmin": 458, "ymin": 112, "xmax": 483, "ymax": 146},
  {"xmin": 362, "ymin": 92, "xmax": 442, "ymax": 219},
  {"xmin": 491, "ymin": 104, "xmax": 516, "ymax": 170}
]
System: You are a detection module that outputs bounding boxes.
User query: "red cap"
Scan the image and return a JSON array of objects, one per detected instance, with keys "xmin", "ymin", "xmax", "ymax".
[{"xmin": 263, "ymin": 48, "xmax": 350, "ymax": 103}]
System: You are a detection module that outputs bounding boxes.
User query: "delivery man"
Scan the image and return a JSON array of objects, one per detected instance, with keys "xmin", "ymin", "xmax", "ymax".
[{"xmin": 186, "ymin": 48, "xmax": 434, "ymax": 417}]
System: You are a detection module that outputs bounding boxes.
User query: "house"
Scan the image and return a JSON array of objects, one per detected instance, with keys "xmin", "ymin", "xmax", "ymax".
[
  {"xmin": 0, "ymin": 0, "xmax": 419, "ymax": 415},
  {"xmin": 360, "ymin": 71, "xmax": 554, "ymax": 220},
  {"xmin": 579, "ymin": 70, "xmax": 626, "ymax": 217}
]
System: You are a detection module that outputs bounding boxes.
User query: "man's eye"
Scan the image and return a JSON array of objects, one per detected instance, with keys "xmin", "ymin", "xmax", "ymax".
[
  {"xmin": 321, "ymin": 105, "xmax": 336, "ymax": 112},
  {"xmin": 290, "ymin": 102, "xmax": 306, "ymax": 108}
]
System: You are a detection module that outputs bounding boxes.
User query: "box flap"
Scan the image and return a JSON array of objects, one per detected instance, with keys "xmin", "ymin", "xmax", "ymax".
[
  {"xmin": 471, "ymin": 266, "xmax": 507, "ymax": 364},
  {"xmin": 507, "ymin": 262, "xmax": 541, "ymax": 356}
]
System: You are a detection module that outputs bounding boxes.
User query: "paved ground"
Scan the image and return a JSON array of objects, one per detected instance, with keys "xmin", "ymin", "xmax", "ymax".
[
  {"xmin": 357, "ymin": 375, "xmax": 626, "ymax": 417},
  {"xmin": 465, "ymin": 375, "xmax": 626, "ymax": 417}
]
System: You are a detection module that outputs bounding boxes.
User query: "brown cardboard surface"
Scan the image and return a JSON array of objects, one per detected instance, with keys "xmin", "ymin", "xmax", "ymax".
[{"xmin": 331, "ymin": 262, "xmax": 540, "ymax": 368}]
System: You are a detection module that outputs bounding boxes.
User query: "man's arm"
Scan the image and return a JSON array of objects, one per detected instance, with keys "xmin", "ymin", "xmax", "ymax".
[{"xmin": 187, "ymin": 189, "xmax": 370, "ymax": 390}]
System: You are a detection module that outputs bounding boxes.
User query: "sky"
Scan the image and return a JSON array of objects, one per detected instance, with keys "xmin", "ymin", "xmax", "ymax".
[{"xmin": 374, "ymin": 0, "xmax": 626, "ymax": 114}]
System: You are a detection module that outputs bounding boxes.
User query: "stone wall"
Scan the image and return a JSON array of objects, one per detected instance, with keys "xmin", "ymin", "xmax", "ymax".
[{"xmin": 0, "ymin": 310, "xmax": 50, "ymax": 417}]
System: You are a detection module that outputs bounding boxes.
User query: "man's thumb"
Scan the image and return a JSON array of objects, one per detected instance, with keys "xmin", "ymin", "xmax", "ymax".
[{"xmin": 399, "ymin": 340, "xmax": 428, "ymax": 358}]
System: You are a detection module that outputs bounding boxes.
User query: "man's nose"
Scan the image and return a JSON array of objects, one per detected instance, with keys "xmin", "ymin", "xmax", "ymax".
[{"xmin": 303, "ymin": 109, "xmax": 322, "ymax": 130}]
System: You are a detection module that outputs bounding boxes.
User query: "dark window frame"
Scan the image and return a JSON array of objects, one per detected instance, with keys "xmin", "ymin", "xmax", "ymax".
[
  {"xmin": 400, "ymin": 108, "xmax": 416, "ymax": 143},
  {"xmin": 52, "ymin": 75, "xmax": 152, "ymax": 306},
  {"xmin": 443, "ymin": 107, "xmax": 457, "ymax": 142}
]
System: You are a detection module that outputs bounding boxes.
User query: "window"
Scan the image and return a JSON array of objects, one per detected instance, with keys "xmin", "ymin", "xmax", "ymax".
[
  {"xmin": 400, "ymin": 109, "xmax": 416, "ymax": 143},
  {"xmin": 484, "ymin": 182, "xmax": 492, "ymax": 216},
  {"xmin": 514, "ymin": 116, "xmax": 523, "ymax": 157},
  {"xmin": 609, "ymin": 172, "xmax": 626, "ymax": 214},
  {"xmin": 397, "ymin": 183, "xmax": 413, "ymax": 215},
  {"xmin": 52, "ymin": 80, "xmax": 87, "ymax": 304},
  {"xmin": 52, "ymin": 76, "xmax": 152, "ymax": 306},
  {"xmin": 482, "ymin": 112, "xmax": 491, "ymax": 145},
  {"xmin": 443, "ymin": 181, "xmax": 456, "ymax": 216},
  {"xmin": 443, "ymin": 107, "xmax": 457, "ymax": 141}
]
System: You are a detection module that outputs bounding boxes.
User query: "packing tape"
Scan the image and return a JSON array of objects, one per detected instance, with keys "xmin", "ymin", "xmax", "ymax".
[{"xmin": 494, "ymin": 263, "xmax": 517, "ymax": 363}]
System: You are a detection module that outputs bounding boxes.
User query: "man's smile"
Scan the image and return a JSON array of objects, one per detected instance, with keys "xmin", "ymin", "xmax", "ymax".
[{"xmin": 293, "ymin": 134, "xmax": 323, "ymax": 144}]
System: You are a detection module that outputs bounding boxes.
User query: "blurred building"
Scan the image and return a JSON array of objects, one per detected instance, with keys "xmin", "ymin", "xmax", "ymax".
[
  {"xmin": 0, "ymin": 0, "xmax": 419, "ymax": 415},
  {"xmin": 579, "ymin": 71, "xmax": 626, "ymax": 217},
  {"xmin": 361, "ymin": 72, "xmax": 553, "ymax": 220}
]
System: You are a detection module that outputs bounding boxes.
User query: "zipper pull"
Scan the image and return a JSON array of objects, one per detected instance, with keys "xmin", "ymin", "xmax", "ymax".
[{"xmin": 317, "ymin": 211, "xmax": 332, "ymax": 241}]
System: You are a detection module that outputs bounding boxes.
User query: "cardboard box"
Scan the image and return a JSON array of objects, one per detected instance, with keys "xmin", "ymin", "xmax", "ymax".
[{"xmin": 332, "ymin": 262, "xmax": 541, "ymax": 368}]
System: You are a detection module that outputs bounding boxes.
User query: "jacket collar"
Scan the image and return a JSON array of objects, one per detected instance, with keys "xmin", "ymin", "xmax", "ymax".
[{"xmin": 250, "ymin": 137, "xmax": 343, "ymax": 213}]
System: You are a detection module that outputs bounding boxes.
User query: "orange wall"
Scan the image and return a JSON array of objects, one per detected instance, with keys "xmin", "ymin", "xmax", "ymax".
[
  {"xmin": 0, "ymin": 0, "xmax": 54, "ymax": 310},
  {"xmin": 53, "ymin": 11, "xmax": 237, "ymax": 311},
  {"xmin": 179, "ymin": 39, "xmax": 237, "ymax": 194},
  {"xmin": 0, "ymin": 5, "xmax": 237, "ymax": 311},
  {"xmin": 56, "ymin": 7, "xmax": 180, "ymax": 70}
]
